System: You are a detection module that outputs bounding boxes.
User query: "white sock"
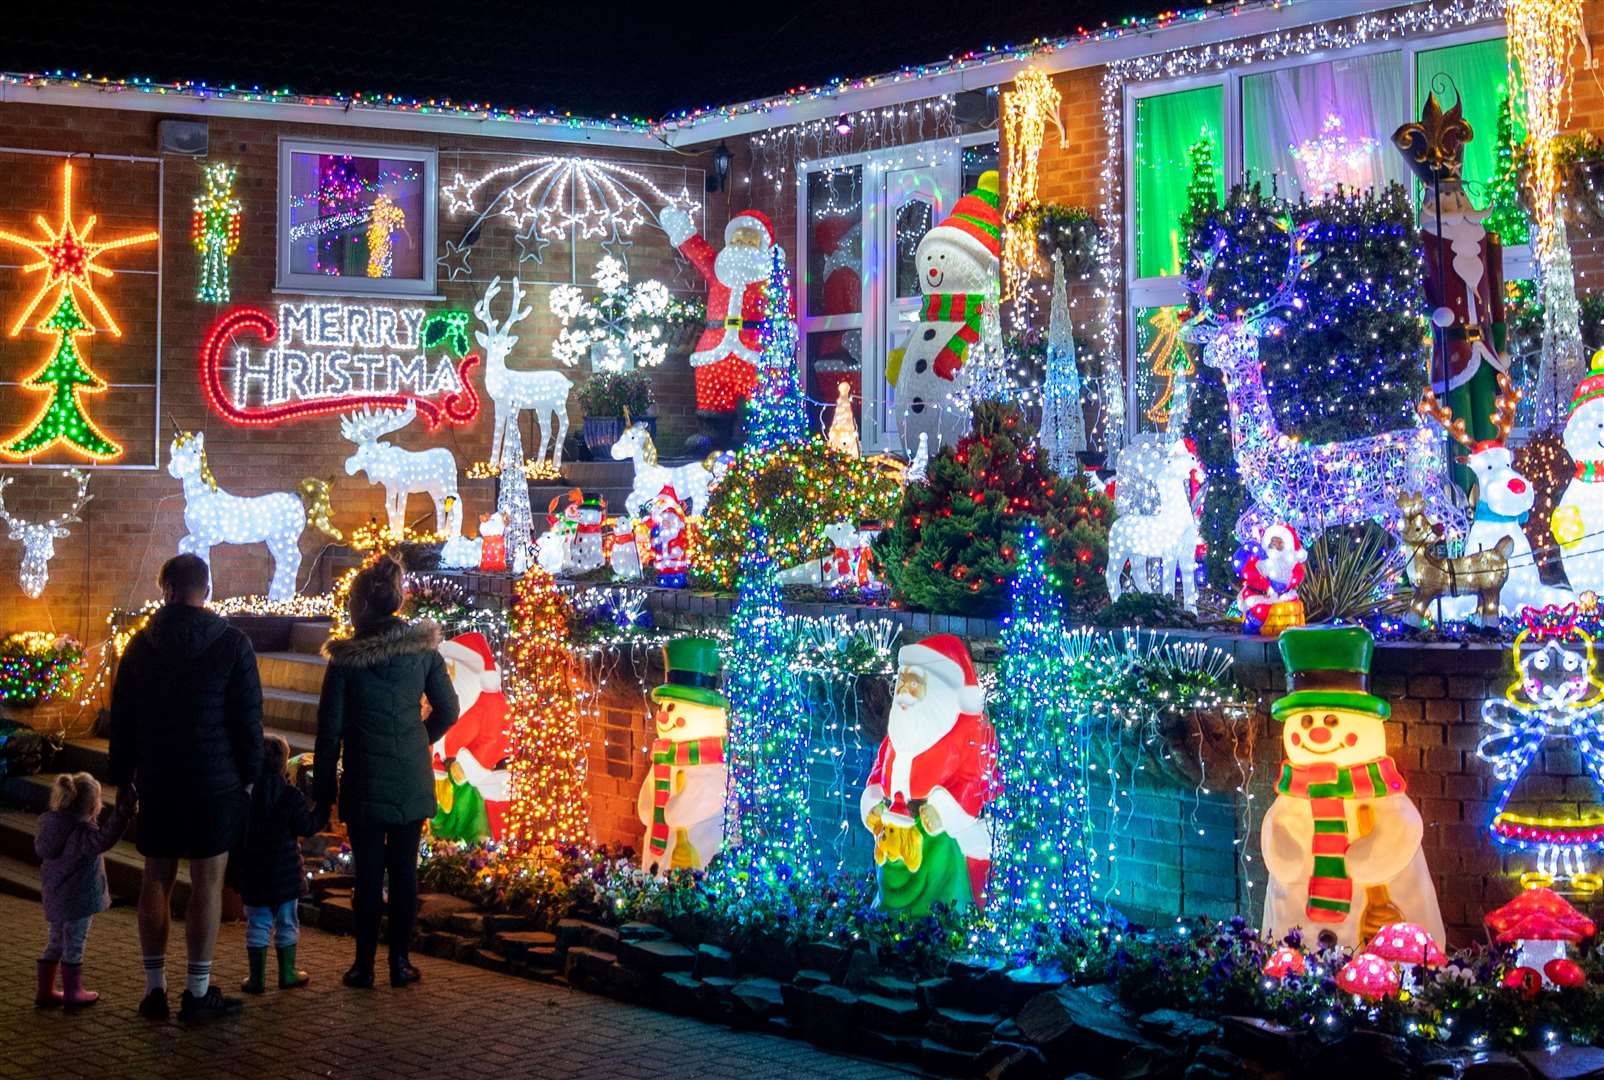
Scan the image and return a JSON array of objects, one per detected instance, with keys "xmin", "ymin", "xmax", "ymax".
[
  {"xmin": 142, "ymin": 955, "xmax": 166, "ymax": 994},
  {"xmin": 185, "ymin": 960, "xmax": 211, "ymax": 998}
]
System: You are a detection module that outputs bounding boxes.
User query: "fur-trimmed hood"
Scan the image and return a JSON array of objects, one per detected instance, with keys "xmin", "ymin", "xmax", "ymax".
[{"xmin": 323, "ymin": 618, "xmax": 443, "ymax": 668}]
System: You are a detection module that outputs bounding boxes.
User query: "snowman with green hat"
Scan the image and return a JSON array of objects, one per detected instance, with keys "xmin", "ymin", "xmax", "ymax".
[
  {"xmin": 636, "ymin": 637, "xmax": 728, "ymax": 875},
  {"xmin": 1261, "ymin": 626, "xmax": 1445, "ymax": 949}
]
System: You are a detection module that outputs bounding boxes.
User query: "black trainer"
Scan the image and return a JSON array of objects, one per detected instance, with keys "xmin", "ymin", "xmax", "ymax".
[
  {"xmin": 342, "ymin": 965, "xmax": 374, "ymax": 989},
  {"xmin": 137, "ymin": 988, "xmax": 168, "ymax": 1019},
  {"xmin": 389, "ymin": 958, "xmax": 420, "ymax": 988},
  {"xmin": 178, "ymin": 986, "xmax": 243, "ymax": 1021}
]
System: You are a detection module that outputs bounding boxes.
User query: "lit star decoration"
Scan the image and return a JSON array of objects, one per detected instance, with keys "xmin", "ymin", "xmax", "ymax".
[
  {"xmin": 0, "ymin": 162, "xmax": 158, "ymax": 460},
  {"xmin": 549, "ymin": 256, "xmax": 673, "ymax": 372},
  {"xmin": 987, "ymin": 528, "xmax": 1096, "ymax": 955},
  {"xmin": 503, "ymin": 565, "xmax": 592, "ymax": 857},
  {"xmin": 191, "ymin": 161, "xmax": 241, "ymax": 303},
  {"xmin": 441, "ymin": 156, "xmax": 696, "ymax": 241},
  {"xmin": 1290, "ymin": 114, "xmax": 1380, "ymax": 198},
  {"xmin": 438, "ymin": 238, "xmax": 474, "ymax": 282},
  {"xmin": 714, "ymin": 527, "xmax": 818, "ymax": 889}
]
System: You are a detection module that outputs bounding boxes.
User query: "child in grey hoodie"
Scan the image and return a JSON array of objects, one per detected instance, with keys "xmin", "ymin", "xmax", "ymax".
[{"xmin": 34, "ymin": 772, "xmax": 135, "ymax": 1007}]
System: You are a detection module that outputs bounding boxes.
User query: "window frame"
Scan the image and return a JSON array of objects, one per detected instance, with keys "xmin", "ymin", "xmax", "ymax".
[
  {"xmin": 276, "ymin": 137, "xmax": 439, "ymax": 299},
  {"xmin": 1119, "ymin": 23, "xmax": 1514, "ymax": 440}
]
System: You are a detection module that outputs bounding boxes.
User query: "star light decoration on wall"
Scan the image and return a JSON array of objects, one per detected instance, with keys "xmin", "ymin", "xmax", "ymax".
[
  {"xmin": 0, "ymin": 162, "xmax": 158, "ymax": 461},
  {"xmin": 440, "ymin": 156, "xmax": 699, "ymax": 273}
]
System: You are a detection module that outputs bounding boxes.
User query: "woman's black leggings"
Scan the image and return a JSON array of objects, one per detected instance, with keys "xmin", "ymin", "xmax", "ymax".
[{"xmin": 347, "ymin": 819, "xmax": 423, "ymax": 969}]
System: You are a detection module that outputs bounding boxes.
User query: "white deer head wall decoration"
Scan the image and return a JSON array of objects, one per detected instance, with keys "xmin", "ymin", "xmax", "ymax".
[
  {"xmin": 340, "ymin": 401, "xmax": 462, "ymax": 539},
  {"xmin": 475, "ymin": 276, "xmax": 572, "ymax": 474},
  {"xmin": 0, "ymin": 468, "xmax": 91, "ymax": 598}
]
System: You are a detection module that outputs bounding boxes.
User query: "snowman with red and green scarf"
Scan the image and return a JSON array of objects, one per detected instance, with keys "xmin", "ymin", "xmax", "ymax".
[{"xmin": 1261, "ymin": 627, "xmax": 1445, "ymax": 949}]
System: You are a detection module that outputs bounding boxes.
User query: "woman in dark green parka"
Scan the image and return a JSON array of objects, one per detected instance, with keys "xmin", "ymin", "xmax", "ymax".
[{"xmin": 314, "ymin": 557, "xmax": 458, "ymax": 989}]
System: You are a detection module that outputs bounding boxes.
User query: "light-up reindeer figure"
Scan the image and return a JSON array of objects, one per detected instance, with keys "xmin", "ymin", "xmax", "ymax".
[
  {"xmin": 340, "ymin": 402, "xmax": 461, "ymax": 539},
  {"xmin": 1478, "ymin": 607, "xmax": 1604, "ymax": 892},
  {"xmin": 169, "ymin": 431, "xmax": 340, "ymax": 602},
  {"xmin": 476, "ymin": 276, "xmax": 571, "ymax": 474},
  {"xmin": 0, "ymin": 468, "xmax": 90, "ymax": 598},
  {"xmin": 1181, "ymin": 222, "xmax": 1464, "ymax": 543},
  {"xmin": 1419, "ymin": 371, "xmax": 1571, "ymax": 613},
  {"xmin": 1105, "ymin": 439, "xmax": 1204, "ymax": 611}
]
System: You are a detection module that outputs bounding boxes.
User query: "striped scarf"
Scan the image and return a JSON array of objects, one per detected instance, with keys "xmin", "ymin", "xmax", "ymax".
[
  {"xmin": 1275, "ymin": 757, "xmax": 1406, "ymax": 923},
  {"xmin": 647, "ymin": 736, "xmax": 725, "ymax": 857},
  {"xmin": 920, "ymin": 293, "xmax": 986, "ymax": 381},
  {"xmin": 1575, "ymin": 461, "xmax": 1604, "ymax": 483}
]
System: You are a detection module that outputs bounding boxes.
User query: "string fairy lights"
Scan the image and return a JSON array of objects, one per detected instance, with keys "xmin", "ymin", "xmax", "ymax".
[
  {"xmin": 0, "ymin": 161, "xmax": 157, "ymax": 461},
  {"xmin": 191, "ymin": 161, "xmax": 241, "ymax": 303},
  {"xmin": 1000, "ymin": 69, "xmax": 1061, "ymax": 300}
]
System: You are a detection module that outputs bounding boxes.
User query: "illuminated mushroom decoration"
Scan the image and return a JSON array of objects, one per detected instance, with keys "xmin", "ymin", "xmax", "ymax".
[
  {"xmin": 1262, "ymin": 946, "xmax": 1306, "ymax": 980},
  {"xmin": 1364, "ymin": 922, "xmax": 1446, "ymax": 991},
  {"xmin": 1484, "ymin": 887, "xmax": 1597, "ymax": 987},
  {"xmin": 1336, "ymin": 953, "xmax": 1401, "ymax": 1001},
  {"xmin": 1545, "ymin": 958, "xmax": 1586, "ymax": 989}
]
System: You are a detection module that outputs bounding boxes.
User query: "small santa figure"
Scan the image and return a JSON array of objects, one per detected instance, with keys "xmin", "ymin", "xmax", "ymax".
[
  {"xmin": 660, "ymin": 205, "xmax": 776, "ymax": 413},
  {"xmin": 650, "ymin": 485, "xmax": 689, "ymax": 588},
  {"xmin": 860, "ymin": 634, "xmax": 996, "ymax": 915},
  {"xmin": 1234, "ymin": 523, "xmax": 1309, "ymax": 637},
  {"xmin": 432, "ymin": 632, "xmax": 512, "ymax": 843}
]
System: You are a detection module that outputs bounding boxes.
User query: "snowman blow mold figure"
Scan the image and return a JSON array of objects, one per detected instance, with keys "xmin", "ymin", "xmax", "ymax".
[
  {"xmin": 888, "ymin": 171, "xmax": 1002, "ymax": 454},
  {"xmin": 1261, "ymin": 627, "xmax": 1445, "ymax": 949},
  {"xmin": 1552, "ymin": 349, "xmax": 1604, "ymax": 598},
  {"xmin": 636, "ymin": 637, "xmax": 728, "ymax": 875}
]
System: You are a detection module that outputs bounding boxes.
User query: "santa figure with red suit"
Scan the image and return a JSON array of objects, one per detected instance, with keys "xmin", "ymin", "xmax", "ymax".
[
  {"xmin": 659, "ymin": 205, "xmax": 776, "ymax": 413},
  {"xmin": 1234, "ymin": 524, "xmax": 1309, "ymax": 636},
  {"xmin": 860, "ymin": 634, "xmax": 996, "ymax": 915},
  {"xmin": 430, "ymin": 632, "xmax": 512, "ymax": 843}
]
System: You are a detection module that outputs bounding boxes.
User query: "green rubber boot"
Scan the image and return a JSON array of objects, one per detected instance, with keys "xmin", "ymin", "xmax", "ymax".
[
  {"xmin": 277, "ymin": 944, "xmax": 309, "ymax": 989},
  {"xmin": 240, "ymin": 947, "xmax": 267, "ymax": 995}
]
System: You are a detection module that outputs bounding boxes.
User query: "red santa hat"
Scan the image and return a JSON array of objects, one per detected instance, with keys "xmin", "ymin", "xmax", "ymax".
[
  {"xmin": 1259, "ymin": 524, "xmax": 1307, "ymax": 564},
  {"xmin": 724, "ymin": 210, "xmax": 776, "ymax": 249},
  {"xmin": 898, "ymin": 633, "xmax": 984, "ymax": 714},
  {"xmin": 438, "ymin": 632, "xmax": 501, "ymax": 692}
]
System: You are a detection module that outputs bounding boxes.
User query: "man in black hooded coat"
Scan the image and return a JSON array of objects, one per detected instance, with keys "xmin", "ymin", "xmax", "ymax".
[{"xmin": 108, "ymin": 554, "xmax": 263, "ymax": 1023}]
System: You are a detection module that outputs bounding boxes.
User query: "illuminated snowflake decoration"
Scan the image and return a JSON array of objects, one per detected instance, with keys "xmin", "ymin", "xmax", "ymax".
[
  {"xmin": 550, "ymin": 256, "xmax": 673, "ymax": 372},
  {"xmin": 1290, "ymin": 114, "xmax": 1380, "ymax": 198},
  {"xmin": 441, "ymin": 156, "xmax": 698, "ymax": 241}
]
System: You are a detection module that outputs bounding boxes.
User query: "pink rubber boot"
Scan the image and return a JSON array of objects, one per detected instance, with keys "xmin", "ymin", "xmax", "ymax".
[
  {"xmin": 59, "ymin": 963, "xmax": 99, "ymax": 1007},
  {"xmin": 35, "ymin": 960, "xmax": 61, "ymax": 1007}
]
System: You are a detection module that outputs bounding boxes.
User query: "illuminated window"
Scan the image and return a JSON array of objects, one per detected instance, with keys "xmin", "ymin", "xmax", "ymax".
[
  {"xmin": 1132, "ymin": 85, "xmax": 1223, "ymax": 280},
  {"xmin": 277, "ymin": 140, "xmax": 436, "ymax": 297}
]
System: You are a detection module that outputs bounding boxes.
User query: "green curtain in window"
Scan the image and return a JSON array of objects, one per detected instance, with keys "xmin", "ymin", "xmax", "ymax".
[
  {"xmin": 1414, "ymin": 37, "xmax": 1518, "ymax": 206},
  {"xmin": 1134, "ymin": 85, "xmax": 1223, "ymax": 278}
]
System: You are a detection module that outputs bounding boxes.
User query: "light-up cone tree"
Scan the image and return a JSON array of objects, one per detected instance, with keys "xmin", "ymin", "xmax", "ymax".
[
  {"xmin": 744, "ymin": 246, "xmax": 807, "ymax": 451},
  {"xmin": 716, "ymin": 525, "xmax": 816, "ymax": 887},
  {"xmin": 988, "ymin": 527, "xmax": 1096, "ymax": 955},
  {"xmin": 6, "ymin": 291, "xmax": 119, "ymax": 460},
  {"xmin": 503, "ymin": 565, "xmax": 592, "ymax": 856}
]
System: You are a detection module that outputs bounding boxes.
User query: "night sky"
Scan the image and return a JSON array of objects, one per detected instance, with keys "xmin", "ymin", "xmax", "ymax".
[{"xmin": 0, "ymin": 0, "xmax": 1195, "ymax": 120}]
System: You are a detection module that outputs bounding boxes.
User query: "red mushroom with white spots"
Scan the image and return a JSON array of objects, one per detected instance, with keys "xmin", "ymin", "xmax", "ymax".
[
  {"xmin": 1336, "ymin": 953, "xmax": 1401, "ymax": 1001},
  {"xmin": 1363, "ymin": 921, "xmax": 1445, "ymax": 991},
  {"xmin": 1261, "ymin": 946, "xmax": 1306, "ymax": 980},
  {"xmin": 1484, "ymin": 888, "xmax": 1597, "ymax": 986}
]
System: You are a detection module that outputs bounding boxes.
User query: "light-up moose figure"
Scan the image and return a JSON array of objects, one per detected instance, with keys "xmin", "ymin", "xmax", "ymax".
[
  {"xmin": 476, "ymin": 276, "xmax": 571, "ymax": 474},
  {"xmin": 0, "ymin": 468, "xmax": 90, "ymax": 598},
  {"xmin": 1180, "ymin": 221, "xmax": 1463, "ymax": 543},
  {"xmin": 341, "ymin": 402, "xmax": 461, "ymax": 539}
]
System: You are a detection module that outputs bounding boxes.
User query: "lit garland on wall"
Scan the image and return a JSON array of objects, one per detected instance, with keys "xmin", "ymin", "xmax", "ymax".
[
  {"xmin": 987, "ymin": 528, "xmax": 1096, "ymax": 955},
  {"xmin": 192, "ymin": 161, "xmax": 241, "ymax": 303},
  {"xmin": 1094, "ymin": 0, "xmax": 1506, "ymax": 447},
  {"xmin": 1000, "ymin": 69, "xmax": 1060, "ymax": 300},
  {"xmin": 503, "ymin": 566, "xmax": 592, "ymax": 857},
  {"xmin": 0, "ymin": 161, "xmax": 157, "ymax": 461},
  {"xmin": 715, "ymin": 528, "xmax": 817, "ymax": 888}
]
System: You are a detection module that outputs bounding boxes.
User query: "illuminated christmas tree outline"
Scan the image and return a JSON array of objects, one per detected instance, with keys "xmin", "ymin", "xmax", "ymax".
[{"xmin": 0, "ymin": 162, "xmax": 158, "ymax": 460}]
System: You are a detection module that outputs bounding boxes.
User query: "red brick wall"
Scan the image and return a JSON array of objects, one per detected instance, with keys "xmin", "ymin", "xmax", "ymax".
[{"xmin": 0, "ymin": 102, "xmax": 720, "ymax": 641}]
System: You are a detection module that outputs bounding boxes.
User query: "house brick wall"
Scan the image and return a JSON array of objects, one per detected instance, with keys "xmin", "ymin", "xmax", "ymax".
[{"xmin": 0, "ymin": 102, "xmax": 721, "ymax": 641}]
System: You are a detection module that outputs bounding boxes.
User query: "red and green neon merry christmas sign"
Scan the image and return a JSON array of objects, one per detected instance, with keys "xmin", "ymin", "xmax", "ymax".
[{"xmin": 0, "ymin": 162, "xmax": 158, "ymax": 462}]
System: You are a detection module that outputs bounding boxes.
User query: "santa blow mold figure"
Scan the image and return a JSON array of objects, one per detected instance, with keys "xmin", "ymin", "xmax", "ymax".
[
  {"xmin": 636, "ymin": 637, "xmax": 728, "ymax": 874},
  {"xmin": 887, "ymin": 171, "xmax": 1002, "ymax": 453},
  {"xmin": 1261, "ymin": 627, "xmax": 1445, "ymax": 950},
  {"xmin": 660, "ymin": 205, "xmax": 775, "ymax": 413},
  {"xmin": 1551, "ymin": 349, "xmax": 1604, "ymax": 596},
  {"xmin": 432, "ymin": 632, "xmax": 512, "ymax": 843},
  {"xmin": 861, "ymin": 634, "xmax": 996, "ymax": 915},
  {"xmin": 1234, "ymin": 523, "xmax": 1308, "ymax": 636}
]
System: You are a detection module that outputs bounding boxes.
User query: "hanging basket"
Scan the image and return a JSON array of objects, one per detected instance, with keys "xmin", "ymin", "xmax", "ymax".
[{"xmin": 1032, "ymin": 207, "xmax": 1101, "ymax": 279}]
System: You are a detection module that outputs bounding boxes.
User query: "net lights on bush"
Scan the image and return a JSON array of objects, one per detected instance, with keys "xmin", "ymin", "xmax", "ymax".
[
  {"xmin": 0, "ymin": 468, "xmax": 90, "ymax": 598},
  {"xmin": 987, "ymin": 528, "xmax": 1097, "ymax": 955},
  {"xmin": 550, "ymin": 256, "xmax": 674, "ymax": 372},
  {"xmin": 715, "ymin": 528, "xmax": 817, "ymax": 888},
  {"xmin": 192, "ymin": 161, "xmax": 241, "ymax": 303},
  {"xmin": 0, "ymin": 161, "xmax": 157, "ymax": 461},
  {"xmin": 503, "ymin": 566, "xmax": 592, "ymax": 857}
]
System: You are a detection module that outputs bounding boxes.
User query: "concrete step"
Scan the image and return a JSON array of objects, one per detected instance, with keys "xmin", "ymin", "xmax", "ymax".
[
  {"xmin": 53, "ymin": 736, "xmax": 111, "ymax": 779},
  {"xmin": 263, "ymin": 688, "xmax": 319, "ymax": 736},
  {"xmin": 0, "ymin": 852, "xmax": 40, "ymax": 901},
  {"xmin": 0, "ymin": 804, "xmax": 192, "ymax": 913},
  {"xmin": 290, "ymin": 621, "xmax": 332, "ymax": 657},
  {"xmin": 259, "ymin": 651, "xmax": 326, "ymax": 696}
]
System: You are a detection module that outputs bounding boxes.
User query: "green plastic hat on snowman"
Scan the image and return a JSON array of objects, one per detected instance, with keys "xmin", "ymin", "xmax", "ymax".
[
  {"xmin": 1271, "ymin": 626, "xmax": 1391, "ymax": 722},
  {"xmin": 652, "ymin": 637, "xmax": 728, "ymax": 710}
]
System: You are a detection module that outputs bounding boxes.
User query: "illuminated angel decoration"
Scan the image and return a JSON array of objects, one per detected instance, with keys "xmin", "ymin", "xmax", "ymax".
[{"xmin": 1478, "ymin": 605, "xmax": 1604, "ymax": 892}]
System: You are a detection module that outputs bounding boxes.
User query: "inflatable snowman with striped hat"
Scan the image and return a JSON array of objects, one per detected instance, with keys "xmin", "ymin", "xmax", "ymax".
[
  {"xmin": 888, "ymin": 171, "xmax": 1002, "ymax": 454},
  {"xmin": 1261, "ymin": 626, "xmax": 1444, "ymax": 949}
]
